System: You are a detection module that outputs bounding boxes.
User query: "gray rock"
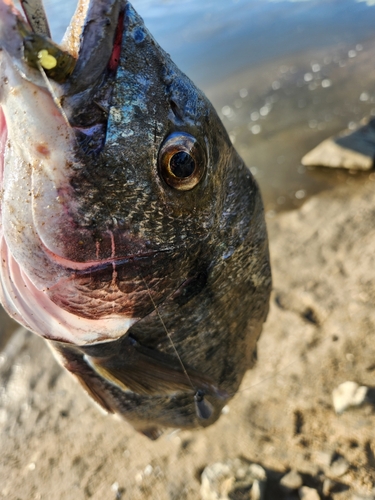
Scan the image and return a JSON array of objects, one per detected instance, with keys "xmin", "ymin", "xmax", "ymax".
[{"xmin": 301, "ymin": 117, "xmax": 375, "ymax": 170}]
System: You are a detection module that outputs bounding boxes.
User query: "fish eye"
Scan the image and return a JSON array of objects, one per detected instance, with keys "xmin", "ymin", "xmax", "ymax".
[{"xmin": 158, "ymin": 132, "xmax": 206, "ymax": 191}]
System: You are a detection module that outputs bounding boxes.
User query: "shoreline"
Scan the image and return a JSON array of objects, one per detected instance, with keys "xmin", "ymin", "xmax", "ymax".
[{"xmin": 205, "ymin": 35, "xmax": 375, "ymax": 213}]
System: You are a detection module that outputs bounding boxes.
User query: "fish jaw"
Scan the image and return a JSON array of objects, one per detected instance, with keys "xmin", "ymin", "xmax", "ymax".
[{"xmin": 0, "ymin": 51, "xmax": 75, "ymax": 287}]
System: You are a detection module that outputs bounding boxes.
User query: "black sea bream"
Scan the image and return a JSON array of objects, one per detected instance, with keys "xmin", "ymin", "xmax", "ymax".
[{"xmin": 0, "ymin": 0, "xmax": 272, "ymax": 438}]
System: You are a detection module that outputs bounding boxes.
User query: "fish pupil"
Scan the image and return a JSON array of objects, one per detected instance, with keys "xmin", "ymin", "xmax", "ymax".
[{"xmin": 170, "ymin": 151, "xmax": 195, "ymax": 178}]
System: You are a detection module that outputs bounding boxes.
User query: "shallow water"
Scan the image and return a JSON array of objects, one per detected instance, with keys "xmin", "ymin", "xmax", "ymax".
[
  {"xmin": 44, "ymin": 0, "xmax": 375, "ymax": 88},
  {"xmin": 38, "ymin": 0, "xmax": 375, "ymax": 211}
]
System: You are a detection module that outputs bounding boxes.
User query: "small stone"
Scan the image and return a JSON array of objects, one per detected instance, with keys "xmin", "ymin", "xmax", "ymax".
[
  {"xmin": 248, "ymin": 464, "xmax": 267, "ymax": 481},
  {"xmin": 332, "ymin": 381, "xmax": 368, "ymax": 414},
  {"xmin": 330, "ymin": 456, "xmax": 350, "ymax": 477},
  {"xmin": 200, "ymin": 460, "xmax": 267, "ymax": 500},
  {"xmin": 299, "ymin": 486, "xmax": 320, "ymax": 500},
  {"xmin": 250, "ymin": 480, "xmax": 265, "ymax": 500},
  {"xmin": 236, "ymin": 467, "xmax": 247, "ymax": 480},
  {"xmin": 314, "ymin": 450, "xmax": 334, "ymax": 468},
  {"xmin": 322, "ymin": 479, "xmax": 333, "ymax": 496},
  {"xmin": 111, "ymin": 482, "xmax": 119, "ymax": 492},
  {"xmin": 200, "ymin": 463, "xmax": 234, "ymax": 500},
  {"xmin": 280, "ymin": 470, "xmax": 303, "ymax": 490},
  {"xmin": 144, "ymin": 464, "xmax": 153, "ymax": 476},
  {"xmin": 221, "ymin": 405, "xmax": 230, "ymax": 415}
]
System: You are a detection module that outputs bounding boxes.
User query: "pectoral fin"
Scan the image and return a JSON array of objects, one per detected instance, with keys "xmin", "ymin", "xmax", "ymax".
[
  {"xmin": 85, "ymin": 336, "xmax": 227, "ymax": 399},
  {"xmin": 49, "ymin": 335, "xmax": 228, "ymax": 435}
]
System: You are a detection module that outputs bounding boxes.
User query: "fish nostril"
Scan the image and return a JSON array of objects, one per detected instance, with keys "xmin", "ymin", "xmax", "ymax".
[{"xmin": 170, "ymin": 99, "xmax": 183, "ymax": 121}]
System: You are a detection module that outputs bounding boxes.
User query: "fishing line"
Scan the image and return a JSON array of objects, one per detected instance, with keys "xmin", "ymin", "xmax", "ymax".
[
  {"xmin": 137, "ymin": 265, "xmax": 333, "ymax": 412},
  {"xmin": 36, "ymin": 61, "xmax": 72, "ymax": 131},
  {"xmin": 135, "ymin": 267, "xmax": 216, "ymax": 420},
  {"xmin": 232, "ymin": 357, "xmax": 301, "ymax": 397},
  {"xmin": 137, "ymin": 270, "xmax": 196, "ymax": 394}
]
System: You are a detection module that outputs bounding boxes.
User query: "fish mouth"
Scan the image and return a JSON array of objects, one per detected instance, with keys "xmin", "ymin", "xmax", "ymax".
[{"xmin": 0, "ymin": 237, "xmax": 138, "ymax": 345}]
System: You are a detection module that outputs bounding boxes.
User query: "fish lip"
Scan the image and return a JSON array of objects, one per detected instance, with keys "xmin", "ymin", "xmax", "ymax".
[{"xmin": 63, "ymin": 0, "xmax": 126, "ymax": 95}]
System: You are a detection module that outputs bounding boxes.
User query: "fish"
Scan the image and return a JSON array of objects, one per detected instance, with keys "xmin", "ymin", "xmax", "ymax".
[{"xmin": 0, "ymin": 0, "xmax": 272, "ymax": 439}]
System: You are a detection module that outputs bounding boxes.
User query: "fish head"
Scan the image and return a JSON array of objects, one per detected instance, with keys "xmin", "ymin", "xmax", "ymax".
[{"xmin": 0, "ymin": 0, "xmax": 271, "ymax": 434}]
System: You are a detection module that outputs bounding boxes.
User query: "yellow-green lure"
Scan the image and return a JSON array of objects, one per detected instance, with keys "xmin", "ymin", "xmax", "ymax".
[
  {"xmin": 17, "ymin": 19, "xmax": 76, "ymax": 83},
  {"xmin": 38, "ymin": 49, "xmax": 57, "ymax": 70}
]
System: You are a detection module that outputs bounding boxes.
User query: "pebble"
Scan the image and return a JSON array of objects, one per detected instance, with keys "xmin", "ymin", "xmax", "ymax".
[
  {"xmin": 299, "ymin": 486, "xmax": 320, "ymax": 500},
  {"xmin": 144, "ymin": 464, "xmax": 153, "ymax": 476},
  {"xmin": 280, "ymin": 470, "xmax": 303, "ymax": 490},
  {"xmin": 330, "ymin": 456, "xmax": 350, "ymax": 477},
  {"xmin": 314, "ymin": 450, "xmax": 334, "ymax": 468},
  {"xmin": 111, "ymin": 482, "xmax": 119, "ymax": 492},
  {"xmin": 332, "ymin": 381, "xmax": 368, "ymax": 414},
  {"xmin": 200, "ymin": 459, "xmax": 267, "ymax": 500},
  {"xmin": 322, "ymin": 479, "xmax": 333, "ymax": 496},
  {"xmin": 250, "ymin": 479, "xmax": 265, "ymax": 500}
]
